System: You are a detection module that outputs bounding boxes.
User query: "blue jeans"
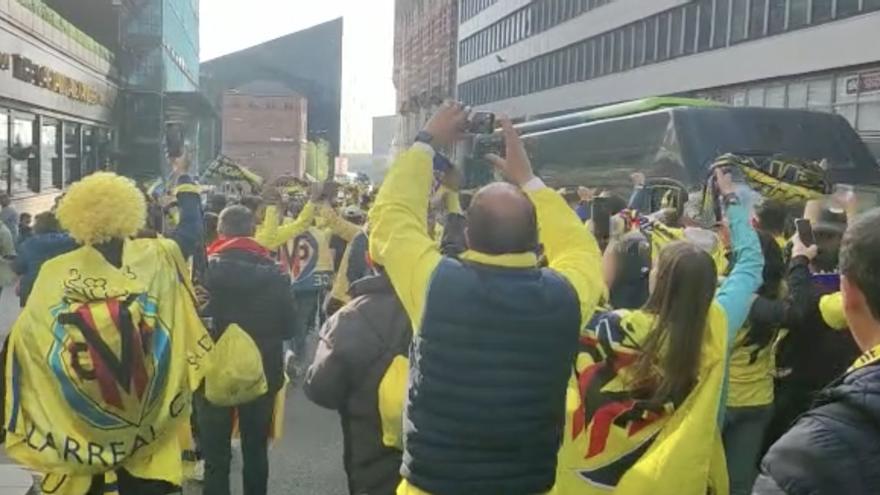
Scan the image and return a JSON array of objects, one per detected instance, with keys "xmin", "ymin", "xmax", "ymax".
[
  {"xmin": 287, "ymin": 290, "xmax": 320, "ymax": 364},
  {"xmin": 723, "ymin": 404, "xmax": 774, "ymax": 495}
]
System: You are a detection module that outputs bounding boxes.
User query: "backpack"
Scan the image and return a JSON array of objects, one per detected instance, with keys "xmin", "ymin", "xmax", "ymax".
[{"xmin": 204, "ymin": 323, "xmax": 268, "ymax": 407}]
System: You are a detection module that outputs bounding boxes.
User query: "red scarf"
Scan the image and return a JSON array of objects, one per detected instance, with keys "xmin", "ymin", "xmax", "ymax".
[{"xmin": 207, "ymin": 237, "xmax": 271, "ymax": 258}]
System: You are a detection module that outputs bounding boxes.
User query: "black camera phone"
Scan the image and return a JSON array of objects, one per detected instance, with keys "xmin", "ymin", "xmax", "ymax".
[
  {"xmin": 469, "ymin": 112, "xmax": 496, "ymax": 135},
  {"xmin": 795, "ymin": 218, "xmax": 816, "ymax": 247},
  {"xmin": 592, "ymin": 197, "xmax": 612, "ymax": 245}
]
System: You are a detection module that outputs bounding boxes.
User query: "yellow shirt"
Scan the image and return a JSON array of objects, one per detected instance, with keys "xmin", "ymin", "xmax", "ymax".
[{"xmin": 728, "ymin": 324, "xmax": 776, "ymax": 408}]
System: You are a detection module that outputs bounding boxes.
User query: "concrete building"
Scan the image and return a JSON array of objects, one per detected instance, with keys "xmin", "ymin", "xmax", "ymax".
[
  {"xmin": 457, "ymin": 0, "xmax": 880, "ymax": 154},
  {"xmin": 221, "ymin": 87, "xmax": 308, "ymax": 179},
  {"xmin": 0, "ymin": 0, "xmax": 119, "ymax": 214},
  {"xmin": 393, "ymin": 0, "xmax": 458, "ymax": 144}
]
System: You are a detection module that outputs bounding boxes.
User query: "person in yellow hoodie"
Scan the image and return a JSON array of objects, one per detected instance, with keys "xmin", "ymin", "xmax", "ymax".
[
  {"xmin": 369, "ymin": 104, "xmax": 605, "ymax": 495},
  {"xmin": 553, "ymin": 167, "xmax": 764, "ymax": 495},
  {"xmin": 0, "ymin": 172, "xmax": 212, "ymax": 495}
]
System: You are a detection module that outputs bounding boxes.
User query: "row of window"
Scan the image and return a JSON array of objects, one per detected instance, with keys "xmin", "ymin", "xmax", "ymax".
[
  {"xmin": 0, "ymin": 109, "xmax": 111, "ymax": 197},
  {"xmin": 459, "ymin": 0, "xmax": 615, "ymax": 66},
  {"xmin": 460, "ymin": 0, "xmax": 498, "ymax": 24},
  {"xmin": 459, "ymin": 0, "xmax": 880, "ymax": 106},
  {"xmin": 717, "ymin": 72, "xmax": 880, "ymax": 132}
]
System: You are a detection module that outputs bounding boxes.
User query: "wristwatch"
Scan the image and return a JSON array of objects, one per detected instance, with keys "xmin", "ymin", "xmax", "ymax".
[{"xmin": 414, "ymin": 131, "xmax": 434, "ymax": 146}]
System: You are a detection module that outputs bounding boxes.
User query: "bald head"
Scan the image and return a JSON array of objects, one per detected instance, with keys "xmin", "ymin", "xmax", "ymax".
[{"xmin": 466, "ymin": 183, "xmax": 538, "ymax": 255}]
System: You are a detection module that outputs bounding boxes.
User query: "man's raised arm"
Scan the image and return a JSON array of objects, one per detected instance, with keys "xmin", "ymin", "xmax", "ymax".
[
  {"xmin": 487, "ymin": 118, "xmax": 605, "ymax": 327},
  {"xmin": 368, "ymin": 103, "xmax": 469, "ymax": 327}
]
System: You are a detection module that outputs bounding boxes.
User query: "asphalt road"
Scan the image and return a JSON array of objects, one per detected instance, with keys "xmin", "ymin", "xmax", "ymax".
[
  {"xmin": 0, "ymin": 291, "xmax": 350, "ymax": 495},
  {"xmin": 184, "ymin": 385, "xmax": 349, "ymax": 495}
]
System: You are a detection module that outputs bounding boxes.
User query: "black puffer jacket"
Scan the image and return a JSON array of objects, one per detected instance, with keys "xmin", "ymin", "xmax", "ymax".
[
  {"xmin": 204, "ymin": 246, "xmax": 296, "ymax": 394},
  {"xmin": 754, "ymin": 361, "xmax": 880, "ymax": 495},
  {"xmin": 305, "ymin": 274, "xmax": 412, "ymax": 495}
]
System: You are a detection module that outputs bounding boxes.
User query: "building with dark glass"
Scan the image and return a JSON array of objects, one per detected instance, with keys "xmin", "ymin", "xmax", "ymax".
[
  {"xmin": 118, "ymin": 0, "xmax": 214, "ymax": 180},
  {"xmin": 458, "ymin": 0, "xmax": 880, "ymax": 154}
]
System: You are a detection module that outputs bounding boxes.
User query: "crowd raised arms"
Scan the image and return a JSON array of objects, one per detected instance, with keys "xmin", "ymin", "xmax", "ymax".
[{"xmin": 0, "ymin": 102, "xmax": 878, "ymax": 495}]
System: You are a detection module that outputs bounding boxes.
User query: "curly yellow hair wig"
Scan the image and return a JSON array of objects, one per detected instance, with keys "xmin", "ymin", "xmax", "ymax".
[{"xmin": 57, "ymin": 172, "xmax": 147, "ymax": 245}]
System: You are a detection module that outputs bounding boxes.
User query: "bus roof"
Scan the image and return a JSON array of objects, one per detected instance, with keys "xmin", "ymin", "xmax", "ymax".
[{"xmin": 509, "ymin": 97, "xmax": 722, "ymax": 135}]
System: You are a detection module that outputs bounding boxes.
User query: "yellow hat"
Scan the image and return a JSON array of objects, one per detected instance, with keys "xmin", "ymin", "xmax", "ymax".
[{"xmin": 57, "ymin": 172, "xmax": 146, "ymax": 245}]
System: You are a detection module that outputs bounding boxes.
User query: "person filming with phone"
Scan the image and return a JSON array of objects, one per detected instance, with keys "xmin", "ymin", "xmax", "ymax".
[{"xmin": 368, "ymin": 101, "xmax": 605, "ymax": 494}]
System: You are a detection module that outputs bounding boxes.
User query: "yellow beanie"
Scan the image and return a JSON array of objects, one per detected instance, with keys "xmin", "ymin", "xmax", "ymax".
[{"xmin": 57, "ymin": 172, "xmax": 147, "ymax": 245}]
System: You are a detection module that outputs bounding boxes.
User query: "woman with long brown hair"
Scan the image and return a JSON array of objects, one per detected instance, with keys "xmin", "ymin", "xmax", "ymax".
[{"xmin": 554, "ymin": 168, "xmax": 764, "ymax": 495}]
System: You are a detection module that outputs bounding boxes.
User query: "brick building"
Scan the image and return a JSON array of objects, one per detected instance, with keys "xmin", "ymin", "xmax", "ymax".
[
  {"xmin": 221, "ymin": 85, "xmax": 308, "ymax": 180},
  {"xmin": 393, "ymin": 0, "xmax": 458, "ymax": 144}
]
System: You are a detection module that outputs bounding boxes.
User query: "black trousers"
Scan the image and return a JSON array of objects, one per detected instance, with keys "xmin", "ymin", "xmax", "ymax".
[
  {"xmin": 85, "ymin": 469, "xmax": 179, "ymax": 495},
  {"xmin": 195, "ymin": 391, "xmax": 275, "ymax": 495}
]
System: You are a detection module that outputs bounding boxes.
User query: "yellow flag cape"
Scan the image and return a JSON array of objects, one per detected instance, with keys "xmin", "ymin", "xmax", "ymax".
[
  {"xmin": 3, "ymin": 238, "xmax": 213, "ymax": 495},
  {"xmin": 553, "ymin": 306, "xmax": 729, "ymax": 495}
]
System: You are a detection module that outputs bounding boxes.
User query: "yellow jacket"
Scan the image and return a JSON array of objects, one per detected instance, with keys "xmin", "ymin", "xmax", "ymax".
[
  {"xmin": 368, "ymin": 144, "xmax": 605, "ymax": 495},
  {"xmin": 320, "ymin": 205, "xmax": 365, "ymax": 305},
  {"xmin": 255, "ymin": 202, "xmax": 316, "ymax": 250}
]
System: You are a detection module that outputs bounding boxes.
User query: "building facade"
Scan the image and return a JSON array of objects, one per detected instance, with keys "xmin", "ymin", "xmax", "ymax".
[
  {"xmin": 393, "ymin": 0, "xmax": 458, "ymax": 144},
  {"xmin": 457, "ymin": 0, "xmax": 880, "ymax": 154},
  {"xmin": 0, "ymin": 0, "xmax": 118, "ymax": 214},
  {"xmin": 220, "ymin": 88, "xmax": 308, "ymax": 179},
  {"xmin": 119, "ymin": 0, "xmax": 212, "ymax": 180}
]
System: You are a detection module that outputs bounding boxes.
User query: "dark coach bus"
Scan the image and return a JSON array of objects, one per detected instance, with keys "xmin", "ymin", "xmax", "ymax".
[{"xmin": 465, "ymin": 98, "xmax": 880, "ymax": 197}]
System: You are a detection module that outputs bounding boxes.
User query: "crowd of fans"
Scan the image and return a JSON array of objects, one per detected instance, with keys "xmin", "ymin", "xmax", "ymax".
[{"xmin": 0, "ymin": 102, "xmax": 877, "ymax": 495}]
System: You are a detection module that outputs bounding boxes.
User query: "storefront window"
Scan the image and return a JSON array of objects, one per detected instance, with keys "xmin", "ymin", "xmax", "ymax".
[
  {"xmin": 807, "ymin": 78, "xmax": 834, "ymax": 113},
  {"xmin": 747, "ymin": 87, "xmax": 766, "ymax": 106},
  {"xmin": 64, "ymin": 123, "xmax": 82, "ymax": 185},
  {"xmin": 766, "ymin": 86, "xmax": 786, "ymax": 108},
  {"xmin": 788, "ymin": 82, "xmax": 808, "ymax": 108},
  {"xmin": 11, "ymin": 115, "xmax": 35, "ymax": 194},
  {"xmin": 0, "ymin": 112, "xmax": 7, "ymax": 194},
  {"xmin": 858, "ymin": 89, "xmax": 880, "ymax": 132},
  {"xmin": 41, "ymin": 119, "xmax": 61, "ymax": 190},
  {"xmin": 83, "ymin": 126, "xmax": 96, "ymax": 175}
]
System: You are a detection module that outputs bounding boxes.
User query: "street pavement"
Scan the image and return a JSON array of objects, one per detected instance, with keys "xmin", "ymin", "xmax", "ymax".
[{"xmin": 0, "ymin": 290, "xmax": 350, "ymax": 495}]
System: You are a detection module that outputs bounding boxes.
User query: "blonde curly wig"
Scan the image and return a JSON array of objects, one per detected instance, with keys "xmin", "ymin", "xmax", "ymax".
[{"xmin": 57, "ymin": 172, "xmax": 147, "ymax": 245}]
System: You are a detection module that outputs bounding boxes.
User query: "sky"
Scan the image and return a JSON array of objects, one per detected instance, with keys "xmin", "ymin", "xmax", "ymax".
[{"xmin": 199, "ymin": 0, "xmax": 396, "ymax": 154}]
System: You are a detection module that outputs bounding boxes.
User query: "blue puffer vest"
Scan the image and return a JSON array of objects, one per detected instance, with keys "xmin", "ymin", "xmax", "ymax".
[{"xmin": 402, "ymin": 258, "xmax": 581, "ymax": 495}]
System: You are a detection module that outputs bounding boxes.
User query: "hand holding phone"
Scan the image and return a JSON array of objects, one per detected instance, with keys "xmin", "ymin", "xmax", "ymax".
[
  {"xmin": 468, "ymin": 112, "xmax": 496, "ymax": 135},
  {"xmin": 795, "ymin": 218, "xmax": 816, "ymax": 247}
]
